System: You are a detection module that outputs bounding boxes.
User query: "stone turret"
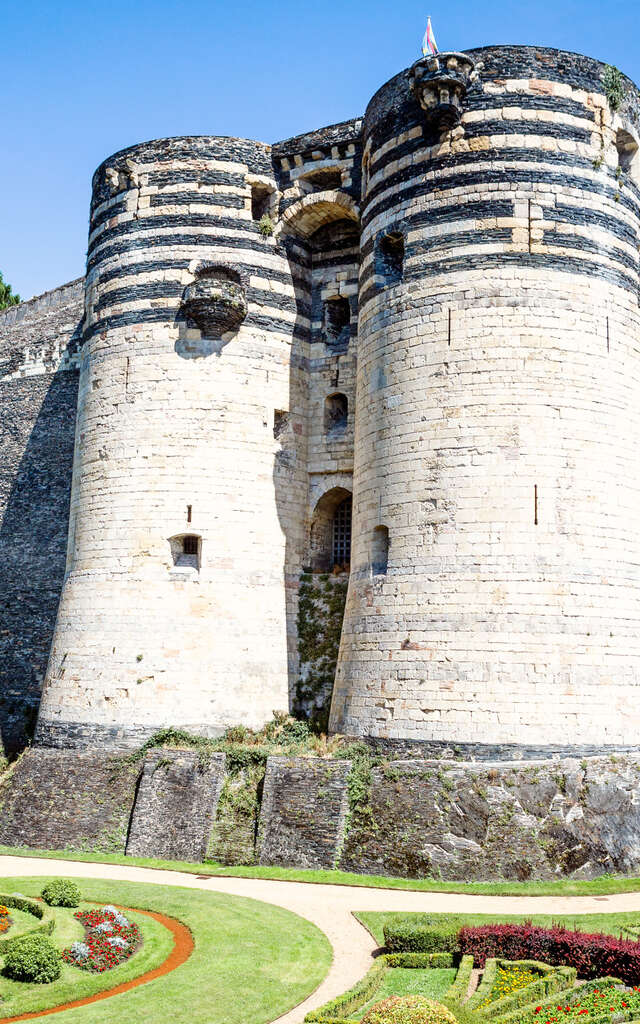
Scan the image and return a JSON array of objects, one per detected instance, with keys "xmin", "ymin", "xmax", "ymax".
[
  {"xmin": 330, "ymin": 45, "xmax": 640, "ymax": 755},
  {"xmin": 35, "ymin": 136, "xmax": 307, "ymax": 749}
]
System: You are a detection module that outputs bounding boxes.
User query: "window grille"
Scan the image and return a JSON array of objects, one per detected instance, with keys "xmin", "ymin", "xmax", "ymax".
[
  {"xmin": 332, "ymin": 497, "xmax": 352, "ymax": 566},
  {"xmin": 183, "ymin": 535, "xmax": 199, "ymax": 556}
]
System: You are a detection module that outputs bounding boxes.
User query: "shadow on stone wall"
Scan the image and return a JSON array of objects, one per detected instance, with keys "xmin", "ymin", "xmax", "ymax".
[{"xmin": 0, "ymin": 370, "xmax": 79, "ymax": 756}]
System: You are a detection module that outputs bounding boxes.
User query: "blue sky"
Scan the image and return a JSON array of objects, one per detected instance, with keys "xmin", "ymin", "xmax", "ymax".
[{"xmin": 2, "ymin": 0, "xmax": 638, "ymax": 300}]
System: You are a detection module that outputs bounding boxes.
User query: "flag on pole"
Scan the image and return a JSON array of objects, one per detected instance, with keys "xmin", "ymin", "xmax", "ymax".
[{"xmin": 422, "ymin": 17, "xmax": 438, "ymax": 57}]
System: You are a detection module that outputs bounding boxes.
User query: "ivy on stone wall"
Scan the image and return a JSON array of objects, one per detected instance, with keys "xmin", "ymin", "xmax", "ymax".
[{"xmin": 295, "ymin": 573, "xmax": 348, "ymax": 732}]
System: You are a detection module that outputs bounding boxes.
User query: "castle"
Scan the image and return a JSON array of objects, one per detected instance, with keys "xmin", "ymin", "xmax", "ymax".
[{"xmin": 3, "ymin": 43, "xmax": 640, "ymax": 760}]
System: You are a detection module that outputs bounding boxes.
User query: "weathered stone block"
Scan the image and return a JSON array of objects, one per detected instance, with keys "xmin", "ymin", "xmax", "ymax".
[
  {"xmin": 126, "ymin": 749, "xmax": 226, "ymax": 862},
  {"xmin": 258, "ymin": 756, "xmax": 352, "ymax": 869},
  {"xmin": 0, "ymin": 748, "xmax": 139, "ymax": 852}
]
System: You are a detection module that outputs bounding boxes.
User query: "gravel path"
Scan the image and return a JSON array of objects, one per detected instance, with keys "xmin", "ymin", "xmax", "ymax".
[{"xmin": 0, "ymin": 857, "xmax": 638, "ymax": 1024}]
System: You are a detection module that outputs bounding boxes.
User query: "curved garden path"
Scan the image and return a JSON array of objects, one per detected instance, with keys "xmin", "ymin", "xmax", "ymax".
[{"xmin": 1, "ymin": 856, "xmax": 639, "ymax": 1024}]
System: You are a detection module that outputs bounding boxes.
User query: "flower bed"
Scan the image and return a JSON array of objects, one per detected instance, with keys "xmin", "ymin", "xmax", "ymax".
[
  {"xmin": 62, "ymin": 905, "xmax": 141, "ymax": 972},
  {"xmin": 0, "ymin": 905, "xmax": 13, "ymax": 936},
  {"xmin": 477, "ymin": 962, "xmax": 542, "ymax": 1008},
  {"xmin": 458, "ymin": 924, "xmax": 640, "ymax": 987},
  {"xmin": 528, "ymin": 983, "xmax": 640, "ymax": 1022}
]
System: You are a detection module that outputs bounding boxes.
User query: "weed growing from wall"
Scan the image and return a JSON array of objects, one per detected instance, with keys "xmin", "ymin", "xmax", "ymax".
[{"xmin": 603, "ymin": 65, "xmax": 625, "ymax": 111}]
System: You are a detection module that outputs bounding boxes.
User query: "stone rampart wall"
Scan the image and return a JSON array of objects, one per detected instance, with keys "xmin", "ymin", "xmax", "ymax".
[
  {"xmin": 257, "ymin": 755, "xmax": 352, "ymax": 868},
  {"xmin": 126, "ymin": 749, "xmax": 226, "ymax": 860},
  {"xmin": 0, "ymin": 281, "xmax": 83, "ymax": 754},
  {"xmin": 3, "ymin": 748, "xmax": 640, "ymax": 881}
]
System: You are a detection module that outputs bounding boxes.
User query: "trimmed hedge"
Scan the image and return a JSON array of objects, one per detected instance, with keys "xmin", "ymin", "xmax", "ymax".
[
  {"xmin": 480, "ymin": 963, "xmax": 576, "ymax": 1019},
  {"xmin": 305, "ymin": 1020, "xmax": 352, "ymax": 1024},
  {"xmin": 385, "ymin": 953, "xmax": 456, "ymax": 969},
  {"xmin": 384, "ymin": 919, "xmax": 461, "ymax": 955},
  {"xmin": 0, "ymin": 893, "xmax": 55, "ymax": 952},
  {"xmin": 41, "ymin": 879, "xmax": 81, "ymax": 908},
  {"xmin": 4, "ymin": 934, "xmax": 62, "ymax": 983},
  {"xmin": 361, "ymin": 996, "xmax": 458, "ymax": 1024},
  {"xmin": 305, "ymin": 959, "xmax": 389, "ymax": 1021},
  {"xmin": 3, "ymin": 893, "xmax": 45, "ymax": 918},
  {"xmin": 466, "ymin": 956, "xmax": 497, "ymax": 1010},
  {"xmin": 459, "ymin": 923, "xmax": 640, "ymax": 986},
  {"xmin": 305, "ymin": 953, "xmax": 458, "ymax": 1021},
  {"xmin": 445, "ymin": 954, "xmax": 474, "ymax": 1004}
]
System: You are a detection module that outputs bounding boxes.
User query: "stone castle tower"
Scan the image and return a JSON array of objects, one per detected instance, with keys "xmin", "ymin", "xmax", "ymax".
[{"xmin": 22, "ymin": 44, "xmax": 640, "ymax": 754}]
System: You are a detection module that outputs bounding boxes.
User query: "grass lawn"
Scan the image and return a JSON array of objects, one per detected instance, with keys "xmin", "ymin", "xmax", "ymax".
[
  {"xmin": 2, "ymin": 845, "xmax": 640, "ymax": 897},
  {"xmin": 355, "ymin": 911, "xmax": 640, "ymax": 947},
  {"xmin": 0, "ymin": 905, "xmax": 49, "ymax": 943},
  {"xmin": 0, "ymin": 876, "xmax": 331, "ymax": 1024},
  {"xmin": 0, "ymin": 901, "xmax": 171, "ymax": 1017},
  {"xmin": 349, "ymin": 967, "xmax": 456, "ymax": 1019}
]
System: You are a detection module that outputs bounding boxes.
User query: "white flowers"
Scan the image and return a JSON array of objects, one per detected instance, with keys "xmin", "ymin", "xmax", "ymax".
[{"xmin": 70, "ymin": 941, "xmax": 89, "ymax": 962}]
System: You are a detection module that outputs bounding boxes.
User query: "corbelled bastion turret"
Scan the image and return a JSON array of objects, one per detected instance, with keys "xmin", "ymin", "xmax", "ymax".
[{"xmin": 30, "ymin": 45, "xmax": 640, "ymax": 755}]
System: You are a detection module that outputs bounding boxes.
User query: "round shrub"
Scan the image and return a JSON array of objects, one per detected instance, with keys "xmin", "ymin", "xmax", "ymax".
[
  {"xmin": 4, "ymin": 935, "xmax": 62, "ymax": 983},
  {"xmin": 362, "ymin": 996, "xmax": 458, "ymax": 1024},
  {"xmin": 40, "ymin": 879, "xmax": 81, "ymax": 907}
]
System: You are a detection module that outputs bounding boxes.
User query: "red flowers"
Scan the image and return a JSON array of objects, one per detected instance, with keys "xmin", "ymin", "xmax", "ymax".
[{"xmin": 62, "ymin": 907, "xmax": 141, "ymax": 973}]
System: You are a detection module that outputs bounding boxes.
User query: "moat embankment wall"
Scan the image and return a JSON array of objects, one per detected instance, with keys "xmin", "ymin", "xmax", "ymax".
[
  {"xmin": 1, "ymin": 748, "xmax": 640, "ymax": 881},
  {"xmin": 0, "ymin": 281, "xmax": 83, "ymax": 754}
]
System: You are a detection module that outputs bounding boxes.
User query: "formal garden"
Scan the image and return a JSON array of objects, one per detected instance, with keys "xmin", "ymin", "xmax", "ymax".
[
  {"xmin": 306, "ymin": 912, "xmax": 640, "ymax": 1024},
  {"xmin": 0, "ymin": 874, "xmax": 331, "ymax": 1023}
]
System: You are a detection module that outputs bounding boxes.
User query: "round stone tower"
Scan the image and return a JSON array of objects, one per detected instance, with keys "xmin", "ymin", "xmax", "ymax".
[
  {"xmin": 331, "ymin": 46, "xmax": 640, "ymax": 753},
  {"xmin": 37, "ymin": 136, "xmax": 305, "ymax": 749}
]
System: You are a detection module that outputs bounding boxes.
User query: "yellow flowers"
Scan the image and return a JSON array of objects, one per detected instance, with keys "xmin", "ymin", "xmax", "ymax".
[{"xmin": 479, "ymin": 965, "xmax": 540, "ymax": 1008}]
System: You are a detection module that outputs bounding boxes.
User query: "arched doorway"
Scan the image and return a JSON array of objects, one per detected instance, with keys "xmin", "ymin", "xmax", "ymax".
[{"xmin": 309, "ymin": 487, "xmax": 352, "ymax": 573}]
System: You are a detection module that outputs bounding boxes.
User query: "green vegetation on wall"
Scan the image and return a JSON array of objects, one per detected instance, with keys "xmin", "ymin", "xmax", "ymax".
[
  {"xmin": 296, "ymin": 573, "xmax": 348, "ymax": 732},
  {"xmin": 603, "ymin": 65, "xmax": 625, "ymax": 111},
  {"xmin": 133, "ymin": 718, "xmax": 345, "ymax": 866}
]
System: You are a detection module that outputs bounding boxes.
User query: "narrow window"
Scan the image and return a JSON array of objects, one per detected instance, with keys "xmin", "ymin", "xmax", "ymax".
[
  {"xmin": 378, "ymin": 232, "xmax": 404, "ymax": 286},
  {"xmin": 616, "ymin": 129, "xmax": 639, "ymax": 177},
  {"xmin": 183, "ymin": 535, "xmax": 199, "ymax": 556},
  {"xmin": 372, "ymin": 525, "xmax": 389, "ymax": 575},
  {"xmin": 273, "ymin": 409, "xmax": 289, "ymax": 439},
  {"xmin": 362, "ymin": 153, "xmax": 370, "ymax": 194},
  {"xmin": 332, "ymin": 497, "xmax": 352, "ymax": 569},
  {"xmin": 170, "ymin": 533, "xmax": 201, "ymax": 573},
  {"xmin": 187, "ymin": 505, "xmax": 192, "ymax": 523},
  {"xmin": 324, "ymin": 393, "xmax": 348, "ymax": 434},
  {"xmin": 324, "ymin": 297, "xmax": 351, "ymax": 345},
  {"xmin": 251, "ymin": 184, "xmax": 271, "ymax": 221}
]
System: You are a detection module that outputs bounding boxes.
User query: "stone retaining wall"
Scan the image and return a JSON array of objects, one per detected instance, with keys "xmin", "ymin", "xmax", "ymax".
[
  {"xmin": 258, "ymin": 756, "xmax": 352, "ymax": 869},
  {"xmin": 0, "ymin": 748, "xmax": 139, "ymax": 853},
  {"xmin": 2, "ymin": 748, "xmax": 639, "ymax": 881},
  {"xmin": 126, "ymin": 749, "xmax": 226, "ymax": 861}
]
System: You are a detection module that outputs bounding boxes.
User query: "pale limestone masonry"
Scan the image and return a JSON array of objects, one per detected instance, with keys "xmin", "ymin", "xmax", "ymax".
[
  {"xmin": 331, "ymin": 47, "xmax": 640, "ymax": 752},
  {"xmin": 2, "ymin": 44, "xmax": 637, "ymax": 756}
]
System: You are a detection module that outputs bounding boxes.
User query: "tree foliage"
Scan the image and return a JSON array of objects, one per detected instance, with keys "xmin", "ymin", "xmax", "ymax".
[
  {"xmin": 0, "ymin": 270, "xmax": 20, "ymax": 309},
  {"xmin": 0, "ymin": 272, "xmax": 20, "ymax": 310}
]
